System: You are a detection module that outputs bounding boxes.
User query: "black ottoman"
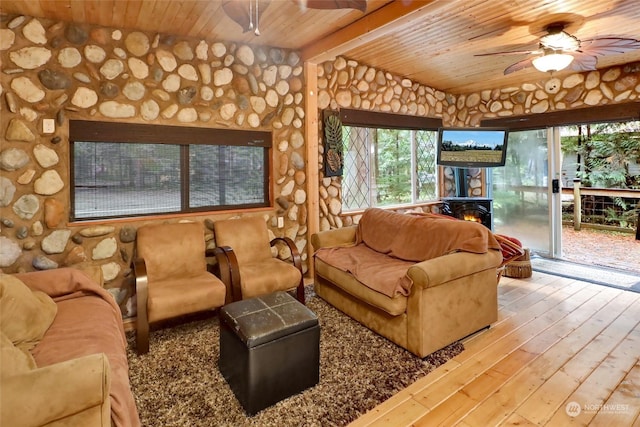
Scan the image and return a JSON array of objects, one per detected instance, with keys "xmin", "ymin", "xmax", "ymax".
[{"xmin": 218, "ymin": 291, "xmax": 320, "ymax": 415}]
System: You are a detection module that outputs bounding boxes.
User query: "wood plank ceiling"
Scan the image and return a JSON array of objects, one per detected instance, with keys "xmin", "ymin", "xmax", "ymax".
[{"xmin": 2, "ymin": 0, "xmax": 640, "ymax": 94}]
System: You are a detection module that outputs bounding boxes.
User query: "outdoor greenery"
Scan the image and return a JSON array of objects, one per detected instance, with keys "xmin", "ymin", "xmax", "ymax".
[
  {"xmin": 341, "ymin": 127, "xmax": 437, "ymax": 210},
  {"xmin": 561, "ymin": 122, "xmax": 640, "ymax": 230}
]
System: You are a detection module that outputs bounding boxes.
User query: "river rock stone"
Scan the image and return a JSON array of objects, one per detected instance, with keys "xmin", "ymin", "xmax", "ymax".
[
  {"xmin": 6, "ymin": 119, "xmax": 35, "ymax": 142},
  {"xmin": 44, "ymin": 198, "xmax": 65, "ymax": 228},
  {"xmin": 11, "ymin": 76, "xmax": 45, "ymax": 102},
  {"xmin": 10, "ymin": 46, "xmax": 52, "ymax": 69},
  {"xmin": 73, "ymin": 72, "xmax": 91, "ymax": 83},
  {"xmin": 196, "ymin": 40, "xmax": 208, "ymax": 60},
  {"xmin": 0, "ymin": 237, "xmax": 22, "ymax": 267},
  {"xmin": 0, "ymin": 29, "xmax": 15, "ymax": 50},
  {"xmin": 58, "ymin": 47, "xmax": 82, "ymax": 68},
  {"xmin": 34, "ymin": 170, "xmax": 64, "ymax": 195},
  {"xmin": 17, "ymin": 169, "xmax": 36, "ymax": 184},
  {"xmin": 33, "ymin": 144, "xmax": 59, "ymax": 168},
  {"xmin": 71, "ymin": 87, "xmax": 98, "ymax": 108},
  {"xmin": 178, "ymin": 64, "xmax": 198, "ymax": 81},
  {"xmin": 162, "ymin": 74, "xmax": 180, "ymax": 92},
  {"xmin": 123, "ymin": 81, "xmax": 146, "ymax": 101},
  {"xmin": 99, "ymin": 101, "xmax": 136, "ymax": 118},
  {"xmin": 0, "ymin": 177, "xmax": 16, "ymax": 206},
  {"xmin": 156, "ymin": 49, "xmax": 177, "ymax": 72},
  {"xmin": 100, "ymin": 82, "xmax": 120, "ymax": 98},
  {"xmin": 65, "ymin": 24, "xmax": 88, "ymax": 44},
  {"xmin": 102, "ymin": 262, "xmax": 121, "ymax": 282},
  {"xmin": 85, "ymin": 44, "xmax": 106, "ymax": 63},
  {"xmin": 128, "ymin": 57, "xmax": 149, "ymax": 79},
  {"xmin": 16, "ymin": 226, "xmax": 28, "ymax": 239},
  {"xmin": 177, "ymin": 108, "xmax": 197, "ymax": 122},
  {"xmin": 214, "ymin": 68, "xmax": 233, "ymax": 86},
  {"xmin": 80, "ymin": 226, "xmax": 115, "ymax": 237},
  {"xmin": 585, "ymin": 89, "xmax": 603, "ymax": 105},
  {"xmin": 33, "ymin": 255, "xmax": 58, "ymax": 270},
  {"xmin": 173, "ymin": 41, "xmax": 193, "ymax": 60},
  {"xmin": 178, "ymin": 86, "xmax": 197, "ymax": 104},
  {"xmin": 125, "ymin": 31, "xmax": 150, "ymax": 56},
  {"xmin": 92, "ymin": 237, "xmax": 117, "ymax": 260},
  {"xmin": 42, "ymin": 230, "xmax": 71, "ymax": 254},
  {"xmin": 31, "ymin": 221, "xmax": 43, "ymax": 236},
  {"xmin": 294, "ymin": 189, "xmax": 306, "ymax": 205},
  {"xmin": 64, "ymin": 246, "xmax": 87, "ymax": 265},
  {"xmin": 100, "ymin": 59, "xmax": 124, "ymax": 80},
  {"xmin": 141, "ymin": 100, "xmax": 160, "ymax": 120},
  {"xmin": 22, "ymin": 19, "xmax": 47, "ymax": 44}
]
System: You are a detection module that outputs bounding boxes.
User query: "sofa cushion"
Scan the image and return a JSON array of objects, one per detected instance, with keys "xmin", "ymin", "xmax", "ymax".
[
  {"xmin": 0, "ymin": 274, "xmax": 57, "ymax": 351},
  {"xmin": 357, "ymin": 208, "xmax": 501, "ymax": 262},
  {"xmin": 315, "ymin": 244, "xmax": 414, "ymax": 298},
  {"xmin": 314, "ymin": 256, "xmax": 408, "ymax": 316},
  {"xmin": 0, "ymin": 332, "xmax": 36, "ymax": 377}
]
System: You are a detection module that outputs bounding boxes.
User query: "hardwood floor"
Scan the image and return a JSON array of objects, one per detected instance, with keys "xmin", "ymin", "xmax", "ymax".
[{"xmin": 349, "ymin": 272, "xmax": 640, "ymax": 426}]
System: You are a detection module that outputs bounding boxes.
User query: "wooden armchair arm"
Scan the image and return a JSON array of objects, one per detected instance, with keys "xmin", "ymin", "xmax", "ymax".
[
  {"xmin": 271, "ymin": 237, "xmax": 305, "ymax": 304},
  {"xmin": 133, "ymin": 258, "xmax": 149, "ymax": 354},
  {"xmin": 210, "ymin": 246, "xmax": 241, "ymax": 303}
]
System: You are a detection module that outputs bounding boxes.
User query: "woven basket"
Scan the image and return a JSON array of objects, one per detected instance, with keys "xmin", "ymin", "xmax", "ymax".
[{"xmin": 504, "ymin": 248, "xmax": 532, "ymax": 278}]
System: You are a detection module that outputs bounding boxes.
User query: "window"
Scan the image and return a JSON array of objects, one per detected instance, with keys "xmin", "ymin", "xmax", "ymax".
[
  {"xmin": 70, "ymin": 120, "xmax": 271, "ymax": 221},
  {"xmin": 338, "ymin": 109, "xmax": 441, "ymax": 211}
]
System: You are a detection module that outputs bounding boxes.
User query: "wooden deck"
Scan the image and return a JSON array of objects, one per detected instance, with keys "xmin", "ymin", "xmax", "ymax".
[{"xmin": 349, "ymin": 272, "xmax": 640, "ymax": 426}]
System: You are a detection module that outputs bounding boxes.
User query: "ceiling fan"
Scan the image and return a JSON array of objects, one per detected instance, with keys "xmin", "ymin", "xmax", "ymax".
[
  {"xmin": 222, "ymin": 0, "xmax": 366, "ymax": 36},
  {"xmin": 476, "ymin": 23, "xmax": 640, "ymax": 75}
]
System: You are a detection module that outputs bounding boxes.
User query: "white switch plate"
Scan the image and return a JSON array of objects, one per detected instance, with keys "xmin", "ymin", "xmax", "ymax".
[
  {"xmin": 42, "ymin": 118, "xmax": 55, "ymax": 134},
  {"xmin": 277, "ymin": 217, "xmax": 284, "ymax": 228}
]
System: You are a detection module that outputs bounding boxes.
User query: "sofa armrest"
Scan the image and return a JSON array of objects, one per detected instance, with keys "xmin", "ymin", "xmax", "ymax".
[
  {"xmin": 407, "ymin": 249, "xmax": 503, "ymax": 289},
  {"xmin": 1, "ymin": 353, "xmax": 111, "ymax": 427},
  {"xmin": 311, "ymin": 225, "xmax": 358, "ymax": 250}
]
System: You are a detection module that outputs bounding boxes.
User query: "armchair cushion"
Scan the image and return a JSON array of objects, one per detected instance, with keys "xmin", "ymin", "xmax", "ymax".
[
  {"xmin": 238, "ymin": 258, "xmax": 303, "ymax": 300},
  {"xmin": 147, "ymin": 274, "xmax": 227, "ymax": 323},
  {"xmin": 214, "ymin": 216, "xmax": 273, "ymax": 263},
  {"xmin": 137, "ymin": 222, "xmax": 208, "ymax": 281},
  {"xmin": 0, "ymin": 274, "xmax": 57, "ymax": 351}
]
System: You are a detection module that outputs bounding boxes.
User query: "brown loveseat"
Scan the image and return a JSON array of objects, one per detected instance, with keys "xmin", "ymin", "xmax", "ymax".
[
  {"xmin": 311, "ymin": 208, "xmax": 503, "ymax": 358},
  {"xmin": 1, "ymin": 267, "xmax": 140, "ymax": 427}
]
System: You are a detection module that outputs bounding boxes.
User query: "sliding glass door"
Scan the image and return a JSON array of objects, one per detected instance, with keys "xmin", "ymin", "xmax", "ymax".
[{"xmin": 490, "ymin": 128, "xmax": 562, "ymax": 257}]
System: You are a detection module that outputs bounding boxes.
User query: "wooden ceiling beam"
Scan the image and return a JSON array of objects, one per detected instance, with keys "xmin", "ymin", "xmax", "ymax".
[{"xmin": 300, "ymin": 0, "xmax": 442, "ymax": 63}]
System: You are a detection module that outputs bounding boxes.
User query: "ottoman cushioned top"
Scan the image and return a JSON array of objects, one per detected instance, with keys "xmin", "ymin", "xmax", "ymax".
[{"xmin": 220, "ymin": 292, "xmax": 318, "ymax": 348}]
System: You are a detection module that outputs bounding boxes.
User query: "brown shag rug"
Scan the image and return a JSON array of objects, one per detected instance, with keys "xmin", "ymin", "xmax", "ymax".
[{"xmin": 126, "ymin": 287, "xmax": 463, "ymax": 427}]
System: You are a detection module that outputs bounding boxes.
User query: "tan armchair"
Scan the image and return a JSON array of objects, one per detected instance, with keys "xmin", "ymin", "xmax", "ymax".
[
  {"xmin": 134, "ymin": 222, "xmax": 227, "ymax": 354},
  {"xmin": 213, "ymin": 216, "xmax": 305, "ymax": 304}
]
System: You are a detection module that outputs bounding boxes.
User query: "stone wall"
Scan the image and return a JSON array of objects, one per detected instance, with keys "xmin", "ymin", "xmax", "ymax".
[
  {"xmin": 316, "ymin": 56, "xmax": 640, "ymax": 229},
  {"xmin": 0, "ymin": 15, "xmax": 308, "ymax": 318}
]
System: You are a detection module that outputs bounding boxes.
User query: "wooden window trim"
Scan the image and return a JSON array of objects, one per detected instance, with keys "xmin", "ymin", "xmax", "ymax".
[
  {"xmin": 69, "ymin": 120, "xmax": 272, "ymax": 147},
  {"xmin": 339, "ymin": 108, "xmax": 443, "ymax": 130}
]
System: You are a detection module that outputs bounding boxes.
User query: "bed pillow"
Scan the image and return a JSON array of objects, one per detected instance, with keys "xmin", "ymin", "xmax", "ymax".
[{"xmin": 0, "ymin": 274, "xmax": 57, "ymax": 350}]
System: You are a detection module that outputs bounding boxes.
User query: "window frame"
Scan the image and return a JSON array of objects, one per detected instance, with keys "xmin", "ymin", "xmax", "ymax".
[
  {"xmin": 69, "ymin": 120, "xmax": 272, "ymax": 221},
  {"xmin": 338, "ymin": 109, "xmax": 442, "ymax": 211}
]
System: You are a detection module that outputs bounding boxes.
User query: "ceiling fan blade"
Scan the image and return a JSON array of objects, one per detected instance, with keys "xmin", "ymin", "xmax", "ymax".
[
  {"xmin": 504, "ymin": 57, "xmax": 535, "ymax": 75},
  {"xmin": 293, "ymin": 0, "xmax": 367, "ymax": 12},
  {"xmin": 568, "ymin": 52, "xmax": 598, "ymax": 71},
  {"xmin": 222, "ymin": 0, "xmax": 271, "ymax": 33},
  {"xmin": 475, "ymin": 49, "xmax": 541, "ymax": 57},
  {"xmin": 579, "ymin": 37, "xmax": 640, "ymax": 56}
]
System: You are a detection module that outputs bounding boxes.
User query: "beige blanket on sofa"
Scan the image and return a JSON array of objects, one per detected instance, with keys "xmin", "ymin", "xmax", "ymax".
[
  {"xmin": 16, "ymin": 268, "xmax": 140, "ymax": 427},
  {"xmin": 315, "ymin": 208, "xmax": 502, "ymax": 298}
]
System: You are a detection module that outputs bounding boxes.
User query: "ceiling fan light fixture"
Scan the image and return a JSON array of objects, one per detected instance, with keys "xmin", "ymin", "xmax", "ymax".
[{"xmin": 532, "ymin": 52, "xmax": 574, "ymax": 72}]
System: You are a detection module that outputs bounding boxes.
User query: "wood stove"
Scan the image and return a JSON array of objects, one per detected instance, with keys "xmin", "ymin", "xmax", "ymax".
[{"xmin": 441, "ymin": 197, "xmax": 493, "ymax": 230}]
